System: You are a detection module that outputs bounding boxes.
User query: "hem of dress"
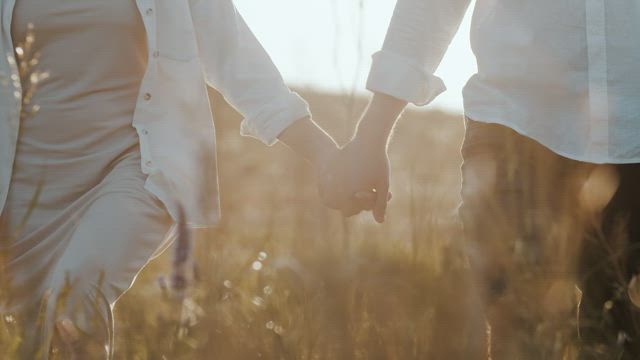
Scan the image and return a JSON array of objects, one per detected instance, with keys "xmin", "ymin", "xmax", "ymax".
[{"xmin": 463, "ymin": 110, "xmax": 640, "ymax": 165}]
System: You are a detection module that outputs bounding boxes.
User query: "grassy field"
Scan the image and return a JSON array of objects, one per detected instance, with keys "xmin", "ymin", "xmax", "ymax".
[
  {"xmin": 114, "ymin": 89, "xmax": 477, "ymax": 359},
  {"xmin": 1, "ymin": 88, "xmax": 626, "ymax": 359}
]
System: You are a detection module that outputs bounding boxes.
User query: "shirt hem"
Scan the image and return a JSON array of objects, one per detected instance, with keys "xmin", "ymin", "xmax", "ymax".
[{"xmin": 464, "ymin": 112, "xmax": 640, "ymax": 165}]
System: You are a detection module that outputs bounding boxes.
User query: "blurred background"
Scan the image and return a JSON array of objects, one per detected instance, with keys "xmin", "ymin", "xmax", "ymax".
[{"xmin": 234, "ymin": 0, "xmax": 477, "ymax": 113}]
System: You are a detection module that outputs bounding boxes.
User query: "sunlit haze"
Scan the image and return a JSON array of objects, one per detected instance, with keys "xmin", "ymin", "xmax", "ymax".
[{"xmin": 235, "ymin": 0, "xmax": 477, "ymax": 113}]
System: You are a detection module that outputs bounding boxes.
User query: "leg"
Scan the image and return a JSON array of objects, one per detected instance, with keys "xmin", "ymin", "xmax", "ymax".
[
  {"xmin": 38, "ymin": 185, "xmax": 173, "ymax": 359},
  {"xmin": 459, "ymin": 119, "xmax": 590, "ymax": 359},
  {"xmin": 578, "ymin": 164, "xmax": 640, "ymax": 359}
]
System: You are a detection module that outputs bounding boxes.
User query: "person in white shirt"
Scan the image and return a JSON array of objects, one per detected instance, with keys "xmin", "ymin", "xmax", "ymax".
[
  {"xmin": 319, "ymin": 0, "xmax": 640, "ymax": 358},
  {"xmin": 0, "ymin": 0, "xmax": 339, "ymax": 358}
]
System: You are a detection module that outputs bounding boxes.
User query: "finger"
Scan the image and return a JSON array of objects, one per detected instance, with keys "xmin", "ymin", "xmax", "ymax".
[
  {"xmin": 355, "ymin": 191, "xmax": 393, "ymax": 202},
  {"xmin": 319, "ymin": 188, "xmax": 343, "ymax": 210},
  {"xmin": 318, "ymin": 176, "xmax": 347, "ymax": 210},
  {"xmin": 353, "ymin": 191, "xmax": 376, "ymax": 210},
  {"xmin": 373, "ymin": 182, "xmax": 390, "ymax": 223},
  {"xmin": 340, "ymin": 200, "xmax": 365, "ymax": 218},
  {"xmin": 354, "ymin": 191, "xmax": 375, "ymax": 201},
  {"xmin": 353, "ymin": 191, "xmax": 392, "ymax": 210},
  {"xmin": 360, "ymin": 191, "xmax": 392, "ymax": 202}
]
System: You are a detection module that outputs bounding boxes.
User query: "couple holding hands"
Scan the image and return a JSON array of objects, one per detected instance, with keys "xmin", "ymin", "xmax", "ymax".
[{"xmin": 1, "ymin": 0, "xmax": 639, "ymax": 358}]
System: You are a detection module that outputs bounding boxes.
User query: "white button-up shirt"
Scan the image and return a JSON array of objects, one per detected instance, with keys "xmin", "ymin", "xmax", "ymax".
[
  {"xmin": 367, "ymin": 0, "xmax": 640, "ymax": 164},
  {"xmin": 0, "ymin": 0, "xmax": 311, "ymax": 227}
]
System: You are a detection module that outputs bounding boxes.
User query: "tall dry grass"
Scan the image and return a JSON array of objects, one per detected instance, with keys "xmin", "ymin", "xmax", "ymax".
[
  {"xmin": 110, "ymin": 89, "xmax": 477, "ymax": 360},
  {"xmin": 1, "ymin": 84, "xmax": 637, "ymax": 359}
]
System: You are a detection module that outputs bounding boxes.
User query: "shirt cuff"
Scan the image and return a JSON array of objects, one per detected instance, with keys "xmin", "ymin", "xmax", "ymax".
[
  {"xmin": 366, "ymin": 51, "xmax": 447, "ymax": 106},
  {"xmin": 239, "ymin": 91, "xmax": 311, "ymax": 146}
]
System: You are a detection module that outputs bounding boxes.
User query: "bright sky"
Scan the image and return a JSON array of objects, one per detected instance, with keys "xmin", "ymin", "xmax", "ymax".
[{"xmin": 234, "ymin": 0, "xmax": 477, "ymax": 113}]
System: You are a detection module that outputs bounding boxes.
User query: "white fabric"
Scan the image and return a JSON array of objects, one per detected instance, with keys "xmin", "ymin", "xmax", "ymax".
[
  {"xmin": 1, "ymin": 1, "xmax": 177, "ymax": 356},
  {"xmin": 0, "ymin": 0, "xmax": 312, "ymax": 228},
  {"xmin": 367, "ymin": 0, "xmax": 640, "ymax": 164}
]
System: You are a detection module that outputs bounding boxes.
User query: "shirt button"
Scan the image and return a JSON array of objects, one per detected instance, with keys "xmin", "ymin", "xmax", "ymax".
[
  {"xmin": 152, "ymin": 50, "xmax": 160, "ymax": 58},
  {"xmin": 141, "ymin": 129, "xmax": 149, "ymax": 135},
  {"xmin": 145, "ymin": 160, "xmax": 153, "ymax": 167},
  {"xmin": 144, "ymin": 93, "xmax": 152, "ymax": 101},
  {"xmin": 145, "ymin": 8, "xmax": 153, "ymax": 16}
]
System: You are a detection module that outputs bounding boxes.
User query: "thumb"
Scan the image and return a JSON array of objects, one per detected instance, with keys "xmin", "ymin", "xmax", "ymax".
[{"xmin": 373, "ymin": 181, "xmax": 389, "ymax": 223}]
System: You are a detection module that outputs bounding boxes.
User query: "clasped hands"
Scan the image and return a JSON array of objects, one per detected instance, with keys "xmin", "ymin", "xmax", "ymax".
[
  {"xmin": 316, "ymin": 134, "xmax": 391, "ymax": 223},
  {"xmin": 278, "ymin": 93, "xmax": 406, "ymax": 223}
]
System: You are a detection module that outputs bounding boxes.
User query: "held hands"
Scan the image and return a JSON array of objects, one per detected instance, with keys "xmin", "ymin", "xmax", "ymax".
[
  {"xmin": 277, "ymin": 93, "xmax": 406, "ymax": 223},
  {"xmin": 318, "ymin": 135, "xmax": 391, "ymax": 223},
  {"xmin": 277, "ymin": 115, "xmax": 391, "ymax": 223},
  {"xmin": 316, "ymin": 93, "xmax": 406, "ymax": 223}
]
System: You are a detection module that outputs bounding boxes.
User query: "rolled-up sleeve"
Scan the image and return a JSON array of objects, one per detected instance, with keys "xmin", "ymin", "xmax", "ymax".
[
  {"xmin": 366, "ymin": 0, "xmax": 472, "ymax": 106},
  {"xmin": 189, "ymin": 0, "xmax": 310, "ymax": 145}
]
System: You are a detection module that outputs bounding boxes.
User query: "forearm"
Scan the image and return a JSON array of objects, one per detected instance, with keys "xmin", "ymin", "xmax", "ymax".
[
  {"xmin": 277, "ymin": 117, "xmax": 339, "ymax": 168},
  {"xmin": 354, "ymin": 92, "xmax": 408, "ymax": 148}
]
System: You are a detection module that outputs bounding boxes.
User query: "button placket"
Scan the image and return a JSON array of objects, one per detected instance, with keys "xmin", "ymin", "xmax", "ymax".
[
  {"xmin": 141, "ymin": 140, "xmax": 155, "ymax": 170},
  {"xmin": 133, "ymin": 0, "xmax": 156, "ymax": 174},
  {"xmin": 138, "ymin": 89, "xmax": 154, "ymax": 171},
  {"xmin": 139, "ymin": 1, "xmax": 159, "ymax": 62},
  {"xmin": 140, "ymin": 125, "xmax": 154, "ymax": 170}
]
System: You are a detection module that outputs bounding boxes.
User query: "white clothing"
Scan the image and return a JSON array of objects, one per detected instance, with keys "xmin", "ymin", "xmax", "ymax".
[{"xmin": 367, "ymin": 0, "xmax": 640, "ymax": 164}]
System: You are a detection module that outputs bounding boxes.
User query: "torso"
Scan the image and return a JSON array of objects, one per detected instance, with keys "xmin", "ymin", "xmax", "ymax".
[{"xmin": 4, "ymin": 0, "xmax": 148, "ymax": 233}]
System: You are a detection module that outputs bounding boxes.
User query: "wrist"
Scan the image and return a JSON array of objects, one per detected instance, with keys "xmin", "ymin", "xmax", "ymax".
[
  {"xmin": 354, "ymin": 114, "xmax": 393, "ymax": 148},
  {"xmin": 277, "ymin": 116, "xmax": 339, "ymax": 169},
  {"xmin": 309, "ymin": 136, "xmax": 340, "ymax": 171},
  {"xmin": 353, "ymin": 92, "xmax": 407, "ymax": 147}
]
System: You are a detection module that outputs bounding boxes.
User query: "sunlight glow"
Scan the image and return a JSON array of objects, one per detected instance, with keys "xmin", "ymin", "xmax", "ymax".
[{"xmin": 235, "ymin": 0, "xmax": 478, "ymax": 113}]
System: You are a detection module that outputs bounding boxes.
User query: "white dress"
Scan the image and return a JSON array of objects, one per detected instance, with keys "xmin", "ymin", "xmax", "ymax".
[{"xmin": 0, "ymin": 0, "xmax": 175, "ymax": 357}]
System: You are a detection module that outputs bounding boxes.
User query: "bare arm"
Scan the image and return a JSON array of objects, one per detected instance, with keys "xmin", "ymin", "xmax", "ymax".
[
  {"xmin": 354, "ymin": 93, "xmax": 408, "ymax": 148},
  {"xmin": 318, "ymin": 0, "xmax": 471, "ymax": 222},
  {"xmin": 316, "ymin": 93, "xmax": 406, "ymax": 223},
  {"xmin": 277, "ymin": 117, "xmax": 339, "ymax": 171}
]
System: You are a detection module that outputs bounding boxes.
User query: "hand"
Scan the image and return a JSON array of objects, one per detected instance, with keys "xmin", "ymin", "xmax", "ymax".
[
  {"xmin": 317, "ymin": 92, "xmax": 406, "ymax": 223},
  {"xmin": 319, "ymin": 136, "xmax": 391, "ymax": 223},
  {"xmin": 277, "ymin": 92, "xmax": 406, "ymax": 223}
]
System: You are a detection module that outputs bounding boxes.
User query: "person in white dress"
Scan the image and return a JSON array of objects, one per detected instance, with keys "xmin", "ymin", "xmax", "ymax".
[{"xmin": 0, "ymin": 0, "xmax": 340, "ymax": 358}]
